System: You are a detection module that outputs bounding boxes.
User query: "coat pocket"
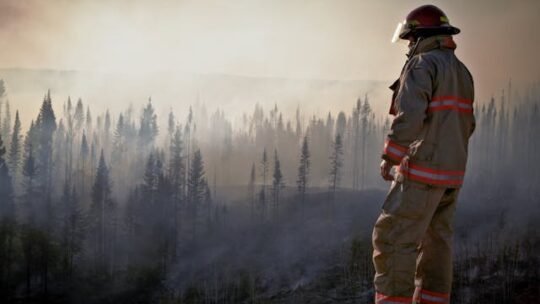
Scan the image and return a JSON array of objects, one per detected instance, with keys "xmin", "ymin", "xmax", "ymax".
[{"xmin": 408, "ymin": 139, "xmax": 436, "ymax": 163}]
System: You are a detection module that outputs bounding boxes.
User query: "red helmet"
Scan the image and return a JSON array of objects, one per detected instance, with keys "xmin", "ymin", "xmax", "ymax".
[{"xmin": 392, "ymin": 5, "xmax": 460, "ymax": 42}]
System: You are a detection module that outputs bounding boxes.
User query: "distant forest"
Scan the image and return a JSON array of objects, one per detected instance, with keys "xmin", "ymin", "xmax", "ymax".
[{"xmin": 0, "ymin": 79, "xmax": 538, "ymax": 303}]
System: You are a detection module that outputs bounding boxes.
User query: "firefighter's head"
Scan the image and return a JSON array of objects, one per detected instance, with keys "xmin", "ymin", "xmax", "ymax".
[{"xmin": 392, "ymin": 5, "xmax": 460, "ymax": 44}]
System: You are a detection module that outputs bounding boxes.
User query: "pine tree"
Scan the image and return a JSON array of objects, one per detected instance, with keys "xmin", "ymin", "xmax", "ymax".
[
  {"xmin": 8, "ymin": 111, "xmax": 22, "ymax": 185},
  {"xmin": 139, "ymin": 99, "xmax": 159, "ymax": 146},
  {"xmin": 85, "ymin": 106, "xmax": 92, "ymax": 131},
  {"xmin": 352, "ymin": 98, "xmax": 361, "ymax": 190},
  {"xmin": 35, "ymin": 91, "xmax": 57, "ymax": 225},
  {"xmin": 104, "ymin": 110, "xmax": 111, "ymax": 148},
  {"xmin": 90, "ymin": 150, "xmax": 113, "ymax": 271},
  {"xmin": 360, "ymin": 96, "xmax": 371, "ymax": 190},
  {"xmin": 188, "ymin": 149, "xmax": 205, "ymax": 239},
  {"xmin": 79, "ymin": 131, "xmax": 89, "ymax": 196},
  {"xmin": 295, "ymin": 106, "xmax": 302, "ymax": 139},
  {"xmin": 168, "ymin": 110, "xmax": 176, "ymax": 139},
  {"xmin": 259, "ymin": 148, "xmax": 269, "ymax": 218},
  {"xmin": 169, "ymin": 127, "xmax": 185, "ymax": 201},
  {"xmin": 22, "ymin": 144, "xmax": 37, "ymax": 222},
  {"xmin": 60, "ymin": 181, "xmax": 85, "ymax": 277},
  {"xmin": 2, "ymin": 100, "xmax": 11, "ymax": 147},
  {"xmin": 202, "ymin": 178, "xmax": 212, "ymax": 229},
  {"xmin": 329, "ymin": 133, "xmax": 344, "ymax": 202},
  {"xmin": 0, "ymin": 134, "xmax": 14, "ymax": 219},
  {"xmin": 74, "ymin": 98, "xmax": 84, "ymax": 132},
  {"xmin": 248, "ymin": 162, "xmax": 256, "ymax": 221},
  {"xmin": 336, "ymin": 111, "xmax": 347, "ymax": 138},
  {"xmin": 297, "ymin": 135, "xmax": 310, "ymax": 208},
  {"xmin": 112, "ymin": 113, "xmax": 126, "ymax": 163},
  {"xmin": 24, "ymin": 121, "xmax": 36, "ymax": 158},
  {"xmin": 0, "ymin": 134, "xmax": 16, "ymax": 296},
  {"xmin": 142, "ymin": 152, "xmax": 158, "ymax": 204},
  {"xmin": 168, "ymin": 126, "xmax": 185, "ymax": 254},
  {"xmin": 272, "ymin": 149, "xmax": 285, "ymax": 215}
]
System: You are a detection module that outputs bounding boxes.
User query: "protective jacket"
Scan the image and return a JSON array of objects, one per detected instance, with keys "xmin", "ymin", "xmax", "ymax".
[{"xmin": 382, "ymin": 35, "xmax": 475, "ymax": 188}]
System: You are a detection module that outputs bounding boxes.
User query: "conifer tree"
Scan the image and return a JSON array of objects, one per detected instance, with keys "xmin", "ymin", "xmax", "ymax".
[
  {"xmin": 86, "ymin": 106, "xmax": 92, "ymax": 131},
  {"xmin": 329, "ymin": 133, "xmax": 344, "ymax": 202},
  {"xmin": 104, "ymin": 110, "xmax": 111, "ymax": 147},
  {"xmin": 248, "ymin": 162, "xmax": 256, "ymax": 220},
  {"xmin": 2, "ymin": 100, "xmax": 11, "ymax": 147},
  {"xmin": 0, "ymin": 134, "xmax": 14, "ymax": 218},
  {"xmin": 0, "ymin": 134, "xmax": 15, "ymax": 295},
  {"xmin": 297, "ymin": 135, "xmax": 310, "ymax": 207},
  {"xmin": 169, "ymin": 127, "xmax": 185, "ymax": 201},
  {"xmin": 22, "ymin": 145, "xmax": 37, "ymax": 222},
  {"xmin": 60, "ymin": 181, "xmax": 85, "ymax": 277},
  {"xmin": 74, "ymin": 98, "xmax": 84, "ymax": 132},
  {"xmin": 139, "ymin": 99, "xmax": 158, "ymax": 146},
  {"xmin": 360, "ymin": 96, "xmax": 371, "ymax": 190},
  {"xmin": 35, "ymin": 91, "xmax": 57, "ymax": 224},
  {"xmin": 168, "ymin": 126, "xmax": 185, "ymax": 253},
  {"xmin": 259, "ymin": 148, "xmax": 269, "ymax": 217},
  {"xmin": 168, "ymin": 110, "xmax": 176, "ymax": 139},
  {"xmin": 272, "ymin": 149, "xmax": 285, "ymax": 214},
  {"xmin": 188, "ymin": 149, "xmax": 205, "ymax": 238},
  {"xmin": 352, "ymin": 98, "xmax": 361, "ymax": 190},
  {"xmin": 91, "ymin": 150, "xmax": 113, "ymax": 270},
  {"xmin": 8, "ymin": 111, "xmax": 22, "ymax": 184}
]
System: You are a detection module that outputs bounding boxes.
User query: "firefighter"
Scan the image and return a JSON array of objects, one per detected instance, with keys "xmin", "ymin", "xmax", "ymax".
[{"xmin": 372, "ymin": 5, "xmax": 475, "ymax": 304}]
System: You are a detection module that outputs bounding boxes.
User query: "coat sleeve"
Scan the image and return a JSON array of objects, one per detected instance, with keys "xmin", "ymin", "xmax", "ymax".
[{"xmin": 382, "ymin": 56, "xmax": 433, "ymax": 165}]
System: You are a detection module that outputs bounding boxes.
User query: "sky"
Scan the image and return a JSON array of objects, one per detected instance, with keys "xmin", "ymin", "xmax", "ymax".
[{"xmin": 0, "ymin": 0, "xmax": 539, "ymax": 119}]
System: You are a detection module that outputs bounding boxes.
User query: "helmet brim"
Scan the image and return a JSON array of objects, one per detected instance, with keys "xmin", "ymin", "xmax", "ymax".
[{"xmin": 398, "ymin": 25, "xmax": 460, "ymax": 40}]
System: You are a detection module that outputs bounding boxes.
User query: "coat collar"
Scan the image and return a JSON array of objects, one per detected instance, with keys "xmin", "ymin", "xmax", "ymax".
[{"xmin": 408, "ymin": 35, "xmax": 457, "ymax": 58}]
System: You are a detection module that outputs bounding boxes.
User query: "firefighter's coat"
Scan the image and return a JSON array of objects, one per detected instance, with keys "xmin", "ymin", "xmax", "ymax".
[{"xmin": 373, "ymin": 35, "xmax": 475, "ymax": 303}]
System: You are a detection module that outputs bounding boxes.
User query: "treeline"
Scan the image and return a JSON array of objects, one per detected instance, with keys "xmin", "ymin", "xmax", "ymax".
[
  {"xmin": 0, "ymin": 81, "xmax": 383, "ymax": 301},
  {"xmin": 0, "ymin": 78, "xmax": 539, "ymax": 302}
]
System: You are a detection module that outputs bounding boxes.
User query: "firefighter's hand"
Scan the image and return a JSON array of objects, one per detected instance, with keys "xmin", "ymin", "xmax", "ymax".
[{"xmin": 380, "ymin": 160, "xmax": 394, "ymax": 181}]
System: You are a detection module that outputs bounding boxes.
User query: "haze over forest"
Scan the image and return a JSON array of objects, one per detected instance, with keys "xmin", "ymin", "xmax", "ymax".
[{"xmin": 0, "ymin": 0, "xmax": 539, "ymax": 303}]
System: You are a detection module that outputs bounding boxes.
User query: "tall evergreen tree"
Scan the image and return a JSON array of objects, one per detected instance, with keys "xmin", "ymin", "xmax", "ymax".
[
  {"xmin": 297, "ymin": 135, "xmax": 310, "ymax": 207},
  {"xmin": 90, "ymin": 150, "xmax": 113, "ymax": 270},
  {"xmin": 168, "ymin": 127, "xmax": 185, "ymax": 254},
  {"xmin": 329, "ymin": 133, "xmax": 344, "ymax": 201},
  {"xmin": 2, "ymin": 100, "xmax": 11, "ymax": 147},
  {"xmin": 248, "ymin": 162, "xmax": 256, "ymax": 221},
  {"xmin": 60, "ymin": 181, "xmax": 85, "ymax": 277},
  {"xmin": 74, "ymin": 98, "xmax": 84, "ymax": 132},
  {"xmin": 112, "ymin": 114, "xmax": 126, "ymax": 163},
  {"xmin": 259, "ymin": 148, "xmax": 269, "ymax": 217},
  {"xmin": 336, "ymin": 111, "xmax": 346, "ymax": 139},
  {"xmin": 0, "ymin": 135, "xmax": 14, "ymax": 219},
  {"xmin": 272, "ymin": 149, "xmax": 284, "ymax": 214},
  {"xmin": 168, "ymin": 110, "xmax": 176, "ymax": 140},
  {"xmin": 139, "ymin": 99, "xmax": 158, "ymax": 146},
  {"xmin": 142, "ymin": 152, "xmax": 159, "ymax": 205},
  {"xmin": 35, "ymin": 91, "xmax": 57, "ymax": 224},
  {"xmin": 169, "ymin": 127, "xmax": 185, "ymax": 201},
  {"xmin": 8, "ymin": 111, "xmax": 22, "ymax": 184},
  {"xmin": 360, "ymin": 96, "xmax": 371, "ymax": 190},
  {"xmin": 187, "ymin": 149, "xmax": 205, "ymax": 238},
  {"xmin": 104, "ymin": 110, "xmax": 111, "ymax": 147},
  {"xmin": 0, "ymin": 133, "xmax": 16, "ymax": 297},
  {"xmin": 351, "ymin": 98, "xmax": 361, "ymax": 190},
  {"xmin": 85, "ymin": 106, "xmax": 92, "ymax": 131},
  {"xmin": 22, "ymin": 145, "xmax": 37, "ymax": 222}
]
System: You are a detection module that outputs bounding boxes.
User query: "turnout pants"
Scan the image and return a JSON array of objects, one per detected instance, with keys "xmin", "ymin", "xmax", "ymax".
[{"xmin": 372, "ymin": 180, "xmax": 459, "ymax": 304}]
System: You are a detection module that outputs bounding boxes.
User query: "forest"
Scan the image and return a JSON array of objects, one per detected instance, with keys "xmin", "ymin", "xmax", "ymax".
[{"xmin": 0, "ymin": 79, "xmax": 538, "ymax": 303}]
